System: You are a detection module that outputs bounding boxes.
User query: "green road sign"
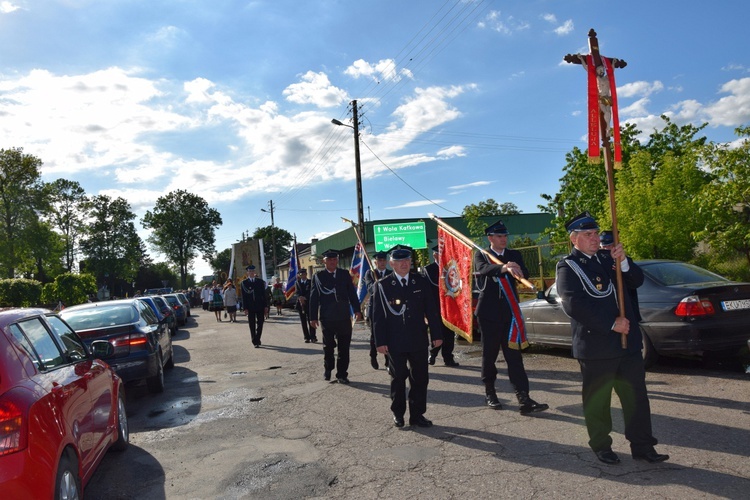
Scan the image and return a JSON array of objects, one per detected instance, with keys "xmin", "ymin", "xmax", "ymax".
[{"xmin": 373, "ymin": 221, "xmax": 427, "ymax": 251}]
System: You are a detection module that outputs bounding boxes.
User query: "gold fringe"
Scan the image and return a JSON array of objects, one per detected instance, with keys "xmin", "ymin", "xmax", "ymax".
[
  {"xmin": 614, "ymin": 161, "xmax": 623, "ymax": 169},
  {"xmin": 588, "ymin": 157, "xmax": 601, "ymax": 165}
]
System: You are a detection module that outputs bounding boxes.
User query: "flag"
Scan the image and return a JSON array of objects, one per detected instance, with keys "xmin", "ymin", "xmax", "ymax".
[
  {"xmin": 285, "ymin": 239, "xmax": 299, "ymax": 301},
  {"xmin": 349, "ymin": 241, "xmax": 371, "ymax": 304},
  {"xmin": 437, "ymin": 226, "xmax": 474, "ymax": 342}
]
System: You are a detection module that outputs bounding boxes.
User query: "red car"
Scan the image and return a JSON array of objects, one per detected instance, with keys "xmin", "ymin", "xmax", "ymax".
[{"xmin": 0, "ymin": 308, "xmax": 128, "ymax": 498}]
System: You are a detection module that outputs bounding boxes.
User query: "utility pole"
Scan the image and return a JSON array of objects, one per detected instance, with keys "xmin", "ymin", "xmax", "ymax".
[
  {"xmin": 331, "ymin": 100, "xmax": 366, "ymax": 243},
  {"xmin": 261, "ymin": 200, "xmax": 278, "ymax": 277}
]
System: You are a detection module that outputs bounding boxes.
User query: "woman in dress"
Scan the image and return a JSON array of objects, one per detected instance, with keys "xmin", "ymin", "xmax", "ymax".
[
  {"xmin": 223, "ymin": 280, "xmax": 238, "ymax": 323},
  {"xmin": 210, "ymin": 282, "xmax": 224, "ymax": 322},
  {"xmin": 271, "ymin": 277, "xmax": 285, "ymax": 316}
]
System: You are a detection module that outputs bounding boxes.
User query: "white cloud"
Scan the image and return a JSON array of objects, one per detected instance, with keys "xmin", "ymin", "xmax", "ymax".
[
  {"xmin": 554, "ymin": 20, "xmax": 574, "ymax": 36},
  {"xmin": 617, "ymin": 80, "xmax": 664, "ymax": 98},
  {"xmin": 437, "ymin": 145, "xmax": 466, "ymax": 157},
  {"xmin": 541, "ymin": 13, "xmax": 557, "ymax": 23},
  {"xmin": 619, "ymin": 97, "xmax": 651, "ymax": 118},
  {"xmin": 0, "ymin": 1, "xmax": 20, "ymax": 14},
  {"xmin": 477, "ymin": 11, "xmax": 530, "ymax": 35},
  {"xmin": 282, "ymin": 71, "xmax": 348, "ymax": 108},
  {"xmin": 449, "ymin": 181, "xmax": 492, "ymax": 190},
  {"xmin": 344, "ymin": 59, "xmax": 413, "ymax": 83},
  {"xmin": 703, "ymin": 77, "xmax": 750, "ymax": 127},
  {"xmin": 386, "ymin": 199, "xmax": 445, "ymax": 209}
]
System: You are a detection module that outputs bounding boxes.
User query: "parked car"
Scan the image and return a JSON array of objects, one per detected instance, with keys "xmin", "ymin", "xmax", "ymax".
[
  {"xmin": 162, "ymin": 294, "xmax": 187, "ymax": 326},
  {"xmin": 176, "ymin": 292, "xmax": 192, "ymax": 317},
  {"xmin": 60, "ymin": 298, "xmax": 174, "ymax": 393},
  {"xmin": 138, "ymin": 295, "xmax": 177, "ymax": 336},
  {"xmin": 520, "ymin": 260, "xmax": 750, "ymax": 368},
  {"xmin": 0, "ymin": 308, "xmax": 128, "ymax": 499}
]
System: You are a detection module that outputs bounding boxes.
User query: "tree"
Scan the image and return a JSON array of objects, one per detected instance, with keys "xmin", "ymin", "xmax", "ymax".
[
  {"xmin": 0, "ymin": 148, "xmax": 46, "ymax": 278},
  {"xmin": 79, "ymin": 195, "xmax": 142, "ymax": 293},
  {"xmin": 209, "ymin": 248, "xmax": 232, "ymax": 275},
  {"xmin": 697, "ymin": 126, "xmax": 750, "ymax": 266},
  {"xmin": 462, "ymin": 199, "xmax": 521, "ymax": 237},
  {"xmin": 41, "ymin": 272, "xmax": 97, "ymax": 307},
  {"xmin": 45, "ymin": 179, "xmax": 89, "ymax": 272},
  {"xmin": 142, "ymin": 190, "xmax": 222, "ymax": 289},
  {"xmin": 253, "ymin": 225, "xmax": 292, "ymax": 275},
  {"xmin": 17, "ymin": 219, "xmax": 65, "ymax": 283}
]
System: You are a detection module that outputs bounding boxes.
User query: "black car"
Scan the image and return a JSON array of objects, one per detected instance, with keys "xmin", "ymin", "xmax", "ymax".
[
  {"xmin": 521, "ymin": 260, "xmax": 750, "ymax": 368},
  {"xmin": 60, "ymin": 298, "xmax": 174, "ymax": 392}
]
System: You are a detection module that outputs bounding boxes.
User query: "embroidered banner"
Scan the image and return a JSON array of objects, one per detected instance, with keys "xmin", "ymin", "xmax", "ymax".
[{"xmin": 438, "ymin": 226, "xmax": 474, "ymax": 342}]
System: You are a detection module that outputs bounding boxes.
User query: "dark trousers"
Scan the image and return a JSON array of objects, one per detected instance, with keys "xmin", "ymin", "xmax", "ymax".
[
  {"xmin": 298, "ymin": 308, "xmax": 316, "ymax": 340},
  {"xmin": 247, "ymin": 310, "xmax": 265, "ymax": 345},
  {"xmin": 429, "ymin": 324, "xmax": 456, "ymax": 362},
  {"xmin": 388, "ymin": 350, "xmax": 429, "ymax": 418},
  {"xmin": 321, "ymin": 319, "xmax": 352, "ymax": 378},
  {"xmin": 578, "ymin": 353, "xmax": 658, "ymax": 454},
  {"xmin": 202, "ymin": 301, "xmax": 209, "ymax": 311},
  {"xmin": 478, "ymin": 317, "xmax": 529, "ymax": 394}
]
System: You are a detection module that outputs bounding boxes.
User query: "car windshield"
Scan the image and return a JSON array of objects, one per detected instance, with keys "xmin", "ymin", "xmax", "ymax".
[
  {"xmin": 640, "ymin": 261, "xmax": 729, "ymax": 286},
  {"xmin": 62, "ymin": 304, "xmax": 138, "ymax": 330},
  {"xmin": 164, "ymin": 296, "xmax": 179, "ymax": 305}
]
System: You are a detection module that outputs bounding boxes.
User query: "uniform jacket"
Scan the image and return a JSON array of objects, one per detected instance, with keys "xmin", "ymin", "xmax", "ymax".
[
  {"xmin": 363, "ymin": 268, "xmax": 392, "ymax": 309},
  {"xmin": 555, "ymin": 247, "xmax": 644, "ymax": 360},
  {"xmin": 422, "ymin": 261, "xmax": 441, "ymax": 310},
  {"xmin": 473, "ymin": 247, "xmax": 529, "ymax": 321},
  {"xmin": 294, "ymin": 278, "xmax": 312, "ymax": 312},
  {"xmin": 239, "ymin": 277, "xmax": 268, "ymax": 312},
  {"xmin": 308, "ymin": 268, "xmax": 361, "ymax": 322},
  {"xmin": 372, "ymin": 271, "xmax": 443, "ymax": 353}
]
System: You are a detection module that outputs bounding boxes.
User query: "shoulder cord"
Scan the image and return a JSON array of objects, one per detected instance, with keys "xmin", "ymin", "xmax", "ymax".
[
  {"xmin": 313, "ymin": 274, "xmax": 338, "ymax": 300},
  {"xmin": 424, "ymin": 267, "xmax": 438, "ymax": 287},
  {"xmin": 475, "ymin": 252, "xmax": 490, "ymax": 293},
  {"xmin": 564, "ymin": 259, "xmax": 616, "ymax": 300},
  {"xmin": 240, "ymin": 280, "xmax": 255, "ymax": 296},
  {"xmin": 375, "ymin": 282, "xmax": 407, "ymax": 317}
]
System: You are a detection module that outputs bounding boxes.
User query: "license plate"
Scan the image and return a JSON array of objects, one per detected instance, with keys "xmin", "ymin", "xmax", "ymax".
[{"xmin": 721, "ymin": 299, "xmax": 750, "ymax": 311}]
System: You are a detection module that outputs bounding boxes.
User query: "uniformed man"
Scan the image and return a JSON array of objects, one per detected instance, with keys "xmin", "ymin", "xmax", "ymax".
[
  {"xmin": 474, "ymin": 220, "xmax": 548, "ymax": 414},
  {"xmin": 309, "ymin": 249, "xmax": 363, "ymax": 383},
  {"xmin": 240, "ymin": 265, "xmax": 269, "ymax": 347},
  {"xmin": 556, "ymin": 212, "xmax": 668, "ymax": 465},
  {"xmin": 363, "ymin": 251, "xmax": 392, "ymax": 369},
  {"xmin": 600, "ymin": 230, "xmax": 641, "ymax": 322},
  {"xmin": 423, "ymin": 245, "xmax": 459, "ymax": 367},
  {"xmin": 294, "ymin": 269, "xmax": 317, "ymax": 343},
  {"xmin": 372, "ymin": 245, "xmax": 443, "ymax": 428}
]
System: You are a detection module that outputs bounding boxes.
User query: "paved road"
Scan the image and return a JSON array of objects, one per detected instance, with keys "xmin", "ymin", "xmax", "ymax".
[{"xmin": 85, "ymin": 310, "xmax": 750, "ymax": 499}]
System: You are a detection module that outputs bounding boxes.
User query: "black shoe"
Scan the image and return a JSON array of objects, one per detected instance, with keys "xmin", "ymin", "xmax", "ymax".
[
  {"xmin": 311, "ymin": 338, "xmax": 318, "ymax": 343},
  {"xmin": 595, "ymin": 450, "xmax": 621, "ymax": 465},
  {"xmin": 336, "ymin": 377, "xmax": 350, "ymax": 384},
  {"xmin": 324, "ymin": 370, "xmax": 331, "ymax": 381},
  {"xmin": 485, "ymin": 393, "xmax": 503, "ymax": 410},
  {"xmin": 393, "ymin": 415, "xmax": 405, "ymax": 428},
  {"xmin": 409, "ymin": 415, "xmax": 433, "ymax": 428},
  {"xmin": 253, "ymin": 344, "xmax": 260, "ymax": 348},
  {"xmin": 517, "ymin": 393, "xmax": 549, "ymax": 415},
  {"xmin": 428, "ymin": 354, "xmax": 436, "ymax": 365},
  {"xmin": 305, "ymin": 339, "xmax": 311, "ymax": 343},
  {"xmin": 370, "ymin": 357, "xmax": 379, "ymax": 370},
  {"xmin": 444, "ymin": 359, "xmax": 459, "ymax": 367},
  {"xmin": 632, "ymin": 450, "xmax": 670, "ymax": 463}
]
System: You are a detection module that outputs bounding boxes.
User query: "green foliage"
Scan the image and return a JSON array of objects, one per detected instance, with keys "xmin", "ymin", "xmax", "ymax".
[
  {"xmin": 462, "ymin": 199, "xmax": 520, "ymax": 237},
  {"xmin": 45, "ymin": 179, "xmax": 89, "ymax": 272},
  {"xmin": 0, "ymin": 278, "xmax": 42, "ymax": 307},
  {"xmin": 253, "ymin": 225, "xmax": 292, "ymax": 272},
  {"xmin": 142, "ymin": 190, "xmax": 222, "ymax": 289},
  {"xmin": 696, "ymin": 126, "xmax": 750, "ymax": 266},
  {"xmin": 40, "ymin": 273, "xmax": 97, "ymax": 307},
  {"xmin": 0, "ymin": 148, "xmax": 46, "ymax": 278},
  {"xmin": 209, "ymin": 248, "xmax": 232, "ymax": 275}
]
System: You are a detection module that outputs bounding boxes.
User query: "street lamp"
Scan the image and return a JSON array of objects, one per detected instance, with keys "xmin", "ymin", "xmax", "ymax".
[{"xmin": 331, "ymin": 99, "xmax": 365, "ymax": 241}]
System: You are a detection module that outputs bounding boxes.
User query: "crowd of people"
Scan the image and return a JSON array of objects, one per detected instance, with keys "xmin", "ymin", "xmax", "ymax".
[{"xmin": 188, "ymin": 214, "xmax": 668, "ymax": 466}]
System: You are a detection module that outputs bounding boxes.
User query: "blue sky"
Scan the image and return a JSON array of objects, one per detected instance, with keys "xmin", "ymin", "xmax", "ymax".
[{"xmin": 1, "ymin": 0, "xmax": 749, "ymax": 278}]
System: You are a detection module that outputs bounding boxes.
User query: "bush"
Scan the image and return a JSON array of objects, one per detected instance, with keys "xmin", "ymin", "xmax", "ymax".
[
  {"xmin": 41, "ymin": 273, "xmax": 97, "ymax": 307},
  {"xmin": 0, "ymin": 278, "xmax": 43, "ymax": 307}
]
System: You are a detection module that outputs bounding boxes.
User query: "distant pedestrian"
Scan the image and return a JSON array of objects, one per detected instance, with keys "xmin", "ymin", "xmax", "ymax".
[
  {"xmin": 240, "ymin": 265, "xmax": 269, "ymax": 347},
  {"xmin": 210, "ymin": 283, "xmax": 224, "ymax": 322},
  {"xmin": 223, "ymin": 280, "xmax": 238, "ymax": 323},
  {"xmin": 423, "ymin": 245, "xmax": 459, "ymax": 368},
  {"xmin": 363, "ymin": 251, "xmax": 392, "ymax": 369},
  {"xmin": 201, "ymin": 284, "xmax": 211, "ymax": 311},
  {"xmin": 294, "ymin": 269, "xmax": 317, "ymax": 342},
  {"xmin": 271, "ymin": 277, "xmax": 285, "ymax": 316}
]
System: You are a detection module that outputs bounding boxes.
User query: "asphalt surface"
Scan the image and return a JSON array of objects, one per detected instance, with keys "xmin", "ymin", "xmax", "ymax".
[{"xmin": 85, "ymin": 309, "xmax": 750, "ymax": 499}]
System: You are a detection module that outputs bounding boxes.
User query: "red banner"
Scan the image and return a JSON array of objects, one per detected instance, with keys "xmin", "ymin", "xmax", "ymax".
[{"xmin": 437, "ymin": 226, "xmax": 474, "ymax": 342}]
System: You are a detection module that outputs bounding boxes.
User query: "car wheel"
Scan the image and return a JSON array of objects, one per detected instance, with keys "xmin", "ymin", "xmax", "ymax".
[
  {"xmin": 146, "ymin": 351, "xmax": 165, "ymax": 393},
  {"xmin": 165, "ymin": 349, "xmax": 175, "ymax": 370},
  {"xmin": 55, "ymin": 451, "xmax": 81, "ymax": 500},
  {"xmin": 111, "ymin": 393, "xmax": 129, "ymax": 451},
  {"xmin": 642, "ymin": 330, "xmax": 658, "ymax": 370}
]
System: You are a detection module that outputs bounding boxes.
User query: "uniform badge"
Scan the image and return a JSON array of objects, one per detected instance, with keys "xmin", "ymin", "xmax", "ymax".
[{"xmin": 596, "ymin": 284, "xmax": 602, "ymax": 290}]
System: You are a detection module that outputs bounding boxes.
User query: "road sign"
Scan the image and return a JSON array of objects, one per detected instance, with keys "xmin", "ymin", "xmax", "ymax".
[{"xmin": 373, "ymin": 221, "xmax": 427, "ymax": 251}]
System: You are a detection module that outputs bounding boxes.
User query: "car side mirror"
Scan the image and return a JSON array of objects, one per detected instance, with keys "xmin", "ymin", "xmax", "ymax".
[{"xmin": 90, "ymin": 340, "xmax": 115, "ymax": 359}]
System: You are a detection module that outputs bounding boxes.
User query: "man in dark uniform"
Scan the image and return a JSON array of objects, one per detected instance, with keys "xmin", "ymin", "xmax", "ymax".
[
  {"xmin": 556, "ymin": 212, "xmax": 668, "ymax": 465},
  {"xmin": 474, "ymin": 220, "xmax": 548, "ymax": 414},
  {"xmin": 309, "ymin": 249, "xmax": 362, "ymax": 384},
  {"xmin": 240, "ymin": 265, "xmax": 269, "ymax": 347},
  {"xmin": 423, "ymin": 245, "xmax": 459, "ymax": 367},
  {"xmin": 373, "ymin": 245, "xmax": 444, "ymax": 428},
  {"xmin": 294, "ymin": 269, "xmax": 317, "ymax": 343},
  {"xmin": 363, "ymin": 251, "xmax": 392, "ymax": 369}
]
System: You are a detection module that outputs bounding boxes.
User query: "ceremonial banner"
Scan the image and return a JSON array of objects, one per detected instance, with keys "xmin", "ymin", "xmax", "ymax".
[
  {"xmin": 350, "ymin": 242, "xmax": 370, "ymax": 304},
  {"xmin": 285, "ymin": 240, "xmax": 299, "ymax": 301},
  {"xmin": 437, "ymin": 226, "xmax": 474, "ymax": 342}
]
